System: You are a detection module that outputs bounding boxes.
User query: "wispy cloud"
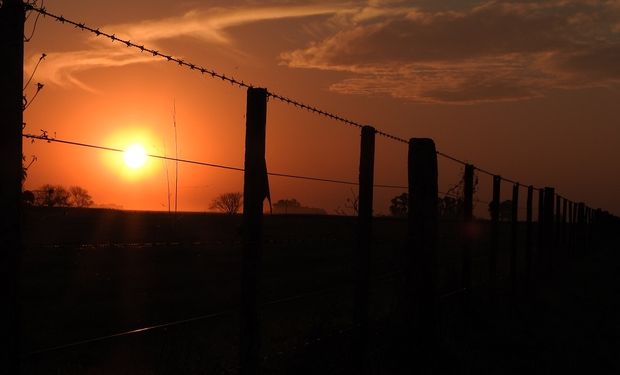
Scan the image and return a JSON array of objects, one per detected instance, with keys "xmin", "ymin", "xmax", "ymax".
[
  {"xmin": 26, "ymin": 2, "xmax": 353, "ymax": 90},
  {"xmin": 281, "ymin": 0, "xmax": 620, "ymax": 103}
]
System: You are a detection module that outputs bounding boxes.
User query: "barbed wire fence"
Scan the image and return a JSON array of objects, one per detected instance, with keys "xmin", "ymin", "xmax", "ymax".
[{"xmin": 3, "ymin": 2, "xmax": 619, "ymax": 374}]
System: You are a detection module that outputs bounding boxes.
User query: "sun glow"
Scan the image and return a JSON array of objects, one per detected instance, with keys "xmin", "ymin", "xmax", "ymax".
[{"xmin": 124, "ymin": 144, "xmax": 147, "ymax": 169}]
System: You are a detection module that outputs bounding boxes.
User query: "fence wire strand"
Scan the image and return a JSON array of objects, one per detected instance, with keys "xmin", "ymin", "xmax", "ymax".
[
  {"xmin": 24, "ymin": 4, "xmax": 575, "ymax": 203},
  {"xmin": 23, "ymin": 133, "xmax": 405, "ymax": 189}
]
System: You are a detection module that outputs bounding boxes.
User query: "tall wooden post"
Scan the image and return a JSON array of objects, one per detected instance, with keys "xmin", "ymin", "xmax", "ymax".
[
  {"xmin": 525, "ymin": 186, "xmax": 534, "ymax": 296},
  {"xmin": 510, "ymin": 183, "xmax": 519, "ymax": 295},
  {"xmin": 240, "ymin": 87, "xmax": 268, "ymax": 375},
  {"xmin": 462, "ymin": 165, "xmax": 474, "ymax": 317},
  {"xmin": 0, "ymin": 1, "xmax": 25, "ymax": 373},
  {"xmin": 543, "ymin": 187, "xmax": 555, "ymax": 275},
  {"xmin": 408, "ymin": 138, "xmax": 438, "ymax": 362},
  {"xmin": 354, "ymin": 126, "xmax": 375, "ymax": 373},
  {"xmin": 489, "ymin": 176, "xmax": 501, "ymax": 299}
]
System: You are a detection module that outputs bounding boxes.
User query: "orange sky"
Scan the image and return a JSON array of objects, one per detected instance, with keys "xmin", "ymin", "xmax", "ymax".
[{"xmin": 22, "ymin": 0, "xmax": 620, "ymax": 216}]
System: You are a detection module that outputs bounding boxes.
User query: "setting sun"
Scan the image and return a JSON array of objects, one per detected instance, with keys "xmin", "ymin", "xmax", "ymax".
[{"xmin": 124, "ymin": 144, "xmax": 147, "ymax": 169}]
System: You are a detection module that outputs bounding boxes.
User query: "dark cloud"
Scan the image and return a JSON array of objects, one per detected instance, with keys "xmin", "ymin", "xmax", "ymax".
[{"xmin": 281, "ymin": 0, "xmax": 620, "ymax": 103}]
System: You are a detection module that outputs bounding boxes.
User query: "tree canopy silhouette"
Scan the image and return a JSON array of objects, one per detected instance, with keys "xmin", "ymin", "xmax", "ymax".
[{"xmin": 210, "ymin": 192, "xmax": 243, "ymax": 215}]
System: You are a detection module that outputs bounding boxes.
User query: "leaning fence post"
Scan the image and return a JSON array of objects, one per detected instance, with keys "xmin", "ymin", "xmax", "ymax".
[
  {"xmin": 354, "ymin": 125, "xmax": 375, "ymax": 373},
  {"xmin": 0, "ymin": 1, "xmax": 25, "ymax": 373},
  {"xmin": 510, "ymin": 183, "xmax": 519, "ymax": 295},
  {"xmin": 489, "ymin": 175, "xmax": 501, "ymax": 300},
  {"xmin": 525, "ymin": 186, "xmax": 534, "ymax": 296},
  {"xmin": 407, "ymin": 138, "xmax": 438, "ymax": 361},
  {"xmin": 240, "ymin": 87, "xmax": 268, "ymax": 375},
  {"xmin": 543, "ymin": 187, "xmax": 555, "ymax": 275}
]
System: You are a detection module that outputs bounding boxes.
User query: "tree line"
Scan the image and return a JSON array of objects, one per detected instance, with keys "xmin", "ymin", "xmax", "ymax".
[{"xmin": 22, "ymin": 185, "xmax": 94, "ymax": 208}]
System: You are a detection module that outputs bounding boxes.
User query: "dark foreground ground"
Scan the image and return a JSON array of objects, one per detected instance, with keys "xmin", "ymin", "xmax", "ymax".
[{"xmin": 18, "ymin": 207, "xmax": 620, "ymax": 374}]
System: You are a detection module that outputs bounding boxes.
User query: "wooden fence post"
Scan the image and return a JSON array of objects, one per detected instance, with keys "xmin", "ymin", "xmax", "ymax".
[
  {"xmin": 354, "ymin": 125, "xmax": 375, "ymax": 373},
  {"xmin": 408, "ymin": 138, "xmax": 438, "ymax": 362},
  {"xmin": 543, "ymin": 187, "xmax": 555, "ymax": 275},
  {"xmin": 536, "ymin": 189, "xmax": 545, "ymax": 274},
  {"xmin": 0, "ymin": 1, "xmax": 25, "ymax": 373},
  {"xmin": 240, "ymin": 87, "xmax": 268, "ymax": 375},
  {"xmin": 525, "ymin": 186, "xmax": 534, "ymax": 296},
  {"xmin": 510, "ymin": 183, "xmax": 519, "ymax": 295},
  {"xmin": 555, "ymin": 194, "xmax": 561, "ymax": 264},
  {"xmin": 489, "ymin": 175, "xmax": 501, "ymax": 300},
  {"xmin": 568, "ymin": 201, "xmax": 575, "ymax": 257},
  {"xmin": 577, "ymin": 203, "xmax": 585, "ymax": 256},
  {"xmin": 562, "ymin": 198, "xmax": 568, "ymax": 254},
  {"xmin": 462, "ymin": 164, "xmax": 474, "ymax": 317}
]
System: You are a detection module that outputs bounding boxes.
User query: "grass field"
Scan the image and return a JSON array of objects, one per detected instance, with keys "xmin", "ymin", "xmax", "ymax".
[{"xmin": 18, "ymin": 206, "xmax": 620, "ymax": 374}]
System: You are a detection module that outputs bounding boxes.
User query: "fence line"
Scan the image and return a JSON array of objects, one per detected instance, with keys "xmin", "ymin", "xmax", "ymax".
[
  {"xmin": 26, "ymin": 3, "xmax": 566, "ymax": 196},
  {"xmin": 3, "ymin": 2, "xmax": 618, "ymax": 374}
]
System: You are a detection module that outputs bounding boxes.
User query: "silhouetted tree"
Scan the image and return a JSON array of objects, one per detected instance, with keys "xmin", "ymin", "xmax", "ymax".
[
  {"xmin": 389, "ymin": 192, "xmax": 408, "ymax": 217},
  {"xmin": 36, "ymin": 184, "xmax": 70, "ymax": 207},
  {"xmin": 210, "ymin": 192, "xmax": 243, "ymax": 214},
  {"xmin": 69, "ymin": 186, "xmax": 93, "ymax": 207}
]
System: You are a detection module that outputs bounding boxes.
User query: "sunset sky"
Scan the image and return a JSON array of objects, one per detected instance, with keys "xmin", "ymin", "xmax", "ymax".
[{"xmin": 22, "ymin": 0, "xmax": 620, "ymax": 216}]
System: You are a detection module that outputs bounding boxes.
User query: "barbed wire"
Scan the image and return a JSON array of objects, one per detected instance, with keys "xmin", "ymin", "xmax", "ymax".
[
  {"xmin": 24, "ymin": 4, "xmax": 578, "ymax": 204},
  {"xmin": 24, "ymin": 5, "xmax": 412, "ymax": 141},
  {"xmin": 23, "ymin": 133, "xmax": 406, "ymax": 189}
]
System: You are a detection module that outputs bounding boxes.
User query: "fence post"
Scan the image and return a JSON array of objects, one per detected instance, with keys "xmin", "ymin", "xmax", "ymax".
[
  {"xmin": 510, "ymin": 183, "xmax": 519, "ymax": 295},
  {"xmin": 0, "ymin": 1, "xmax": 25, "ymax": 373},
  {"xmin": 562, "ymin": 198, "xmax": 568, "ymax": 255},
  {"xmin": 568, "ymin": 201, "xmax": 575, "ymax": 257},
  {"xmin": 407, "ymin": 138, "xmax": 438, "ymax": 364},
  {"xmin": 462, "ymin": 164, "xmax": 474, "ymax": 322},
  {"xmin": 525, "ymin": 186, "xmax": 534, "ymax": 296},
  {"xmin": 543, "ymin": 187, "xmax": 555, "ymax": 275},
  {"xmin": 537, "ymin": 189, "xmax": 545, "ymax": 275},
  {"xmin": 555, "ymin": 194, "xmax": 561, "ymax": 264},
  {"xmin": 354, "ymin": 125, "xmax": 375, "ymax": 373},
  {"xmin": 489, "ymin": 175, "xmax": 501, "ymax": 300},
  {"xmin": 577, "ymin": 203, "xmax": 585, "ymax": 256},
  {"xmin": 240, "ymin": 87, "xmax": 268, "ymax": 375}
]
